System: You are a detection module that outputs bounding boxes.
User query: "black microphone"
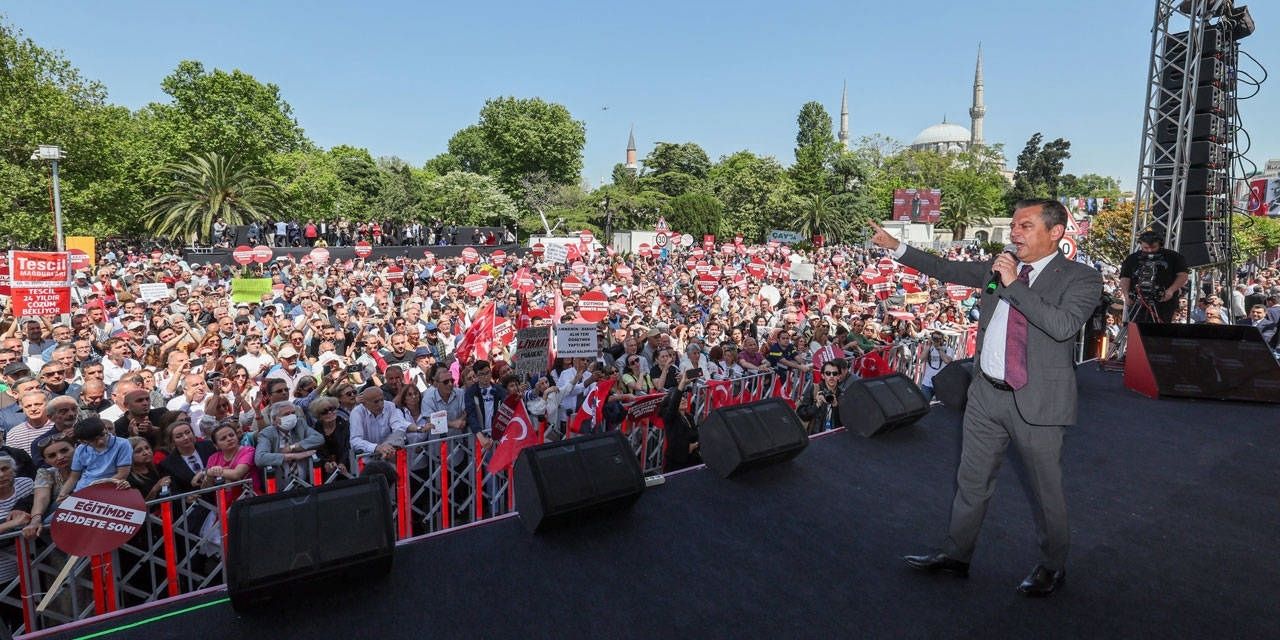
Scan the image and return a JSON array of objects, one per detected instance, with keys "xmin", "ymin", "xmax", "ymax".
[{"xmin": 984, "ymin": 244, "xmax": 1018, "ymax": 294}]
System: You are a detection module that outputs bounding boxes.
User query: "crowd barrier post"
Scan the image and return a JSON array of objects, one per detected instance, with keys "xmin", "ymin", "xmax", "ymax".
[
  {"xmin": 439, "ymin": 441, "xmax": 451, "ymax": 530},
  {"xmin": 473, "ymin": 439, "xmax": 484, "ymax": 522},
  {"xmin": 16, "ymin": 536, "xmax": 34, "ymax": 632},
  {"xmin": 159, "ymin": 501, "xmax": 180, "ymax": 598},
  {"xmin": 395, "ymin": 449, "xmax": 411, "ymax": 539}
]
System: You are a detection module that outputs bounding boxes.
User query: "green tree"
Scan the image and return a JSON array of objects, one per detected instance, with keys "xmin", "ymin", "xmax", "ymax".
[
  {"xmin": 790, "ymin": 192, "xmax": 869, "ymax": 244},
  {"xmin": 268, "ymin": 149, "xmax": 355, "ymax": 222},
  {"xmin": 641, "ymin": 142, "xmax": 711, "ymax": 179},
  {"xmin": 143, "ymin": 60, "xmax": 309, "ymax": 167},
  {"xmin": 1006, "ymin": 133, "xmax": 1071, "ymax": 206},
  {"xmin": 146, "ymin": 152, "xmax": 282, "ymax": 242},
  {"xmin": 0, "ymin": 19, "xmax": 156, "ymax": 243},
  {"xmin": 664, "ymin": 192, "xmax": 723, "ymax": 238},
  {"xmin": 1233, "ymin": 215, "xmax": 1280, "ymax": 265},
  {"xmin": 423, "ymin": 153, "xmax": 461, "ymax": 176},
  {"xmin": 1079, "ymin": 201, "xmax": 1134, "ymax": 267},
  {"xmin": 708, "ymin": 151, "xmax": 795, "ymax": 242},
  {"xmin": 1059, "ymin": 173, "xmax": 1123, "ymax": 199},
  {"xmin": 420, "ymin": 171, "xmax": 517, "ymax": 227},
  {"xmin": 371, "ymin": 156, "xmax": 421, "ymax": 224},
  {"xmin": 790, "ymin": 101, "xmax": 837, "ymax": 196},
  {"xmin": 448, "ymin": 97, "xmax": 586, "ymax": 195},
  {"xmin": 939, "ymin": 150, "xmax": 1006, "ymax": 239},
  {"xmin": 328, "ymin": 145, "xmax": 381, "ymax": 216}
]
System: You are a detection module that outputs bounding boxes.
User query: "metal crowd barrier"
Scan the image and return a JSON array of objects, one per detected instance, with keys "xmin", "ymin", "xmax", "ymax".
[{"xmin": 2, "ymin": 479, "xmax": 255, "ymax": 636}]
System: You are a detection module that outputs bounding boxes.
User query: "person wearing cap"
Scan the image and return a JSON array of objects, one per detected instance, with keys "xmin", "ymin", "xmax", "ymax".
[
  {"xmin": 1118, "ymin": 231, "xmax": 1189, "ymax": 324},
  {"xmin": 408, "ymin": 346, "xmax": 436, "ymax": 391},
  {"xmin": 264, "ymin": 344, "xmax": 311, "ymax": 394}
]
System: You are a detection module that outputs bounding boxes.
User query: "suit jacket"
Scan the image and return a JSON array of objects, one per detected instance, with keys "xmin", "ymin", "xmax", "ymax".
[
  {"xmin": 896, "ymin": 246, "xmax": 1102, "ymax": 426},
  {"xmin": 159, "ymin": 440, "xmax": 217, "ymax": 494},
  {"xmin": 463, "ymin": 383, "xmax": 508, "ymax": 435}
]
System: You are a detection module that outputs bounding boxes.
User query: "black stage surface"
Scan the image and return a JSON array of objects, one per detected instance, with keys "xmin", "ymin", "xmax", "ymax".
[{"xmin": 34, "ymin": 368, "xmax": 1280, "ymax": 640}]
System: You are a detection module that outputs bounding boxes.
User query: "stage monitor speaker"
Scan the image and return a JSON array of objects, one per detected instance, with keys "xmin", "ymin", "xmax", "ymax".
[
  {"xmin": 932, "ymin": 358, "xmax": 975, "ymax": 411},
  {"xmin": 514, "ymin": 431, "xmax": 645, "ymax": 532},
  {"xmin": 699, "ymin": 397, "xmax": 809, "ymax": 478},
  {"xmin": 839, "ymin": 373, "xmax": 930, "ymax": 438},
  {"xmin": 226, "ymin": 476, "xmax": 394, "ymax": 611},
  {"xmin": 1124, "ymin": 322, "xmax": 1280, "ymax": 402}
]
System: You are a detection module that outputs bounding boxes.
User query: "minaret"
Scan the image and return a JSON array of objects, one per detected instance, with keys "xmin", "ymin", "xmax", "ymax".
[
  {"xmin": 969, "ymin": 44, "xmax": 985, "ymax": 147},
  {"xmin": 625, "ymin": 126, "xmax": 638, "ymax": 171},
  {"xmin": 838, "ymin": 81, "xmax": 849, "ymax": 150}
]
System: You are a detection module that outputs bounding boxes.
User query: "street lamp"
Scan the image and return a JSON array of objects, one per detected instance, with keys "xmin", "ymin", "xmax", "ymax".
[{"xmin": 30, "ymin": 145, "xmax": 67, "ymax": 251}]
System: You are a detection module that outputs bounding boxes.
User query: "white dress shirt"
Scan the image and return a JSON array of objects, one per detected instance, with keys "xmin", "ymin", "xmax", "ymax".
[{"xmin": 348, "ymin": 402, "xmax": 410, "ymax": 455}]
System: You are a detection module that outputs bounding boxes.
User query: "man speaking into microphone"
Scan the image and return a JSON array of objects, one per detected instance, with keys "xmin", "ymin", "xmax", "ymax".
[{"xmin": 868, "ymin": 199, "xmax": 1102, "ymax": 597}]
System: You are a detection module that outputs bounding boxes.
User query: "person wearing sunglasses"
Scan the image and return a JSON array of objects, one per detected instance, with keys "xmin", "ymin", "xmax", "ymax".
[{"xmin": 796, "ymin": 358, "xmax": 851, "ymax": 434}]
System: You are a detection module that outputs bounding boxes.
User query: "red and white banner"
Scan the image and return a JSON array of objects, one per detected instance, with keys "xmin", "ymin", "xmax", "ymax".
[
  {"xmin": 946, "ymin": 284, "xmax": 974, "ymax": 301},
  {"xmin": 487, "ymin": 396, "xmax": 538, "ymax": 473},
  {"xmin": 9, "ymin": 250, "xmax": 71, "ymax": 316}
]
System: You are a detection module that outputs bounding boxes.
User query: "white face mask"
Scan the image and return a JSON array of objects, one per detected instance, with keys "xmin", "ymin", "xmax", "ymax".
[{"xmin": 279, "ymin": 414, "xmax": 298, "ymax": 429}]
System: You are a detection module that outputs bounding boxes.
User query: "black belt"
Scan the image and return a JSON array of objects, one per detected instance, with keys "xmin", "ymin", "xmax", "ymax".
[{"xmin": 980, "ymin": 371, "xmax": 1014, "ymax": 392}]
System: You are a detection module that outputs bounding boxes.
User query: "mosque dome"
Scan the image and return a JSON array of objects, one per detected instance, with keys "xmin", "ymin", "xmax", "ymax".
[{"xmin": 910, "ymin": 119, "xmax": 972, "ymax": 153}]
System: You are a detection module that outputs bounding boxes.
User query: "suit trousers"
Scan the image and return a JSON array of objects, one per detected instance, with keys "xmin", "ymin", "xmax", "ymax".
[{"xmin": 942, "ymin": 375, "xmax": 1069, "ymax": 570}]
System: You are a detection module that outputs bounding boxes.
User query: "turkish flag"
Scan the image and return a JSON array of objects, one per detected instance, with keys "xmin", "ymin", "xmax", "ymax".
[
  {"xmin": 456, "ymin": 301, "xmax": 497, "ymax": 366},
  {"xmin": 568, "ymin": 378, "xmax": 616, "ymax": 435},
  {"xmin": 487, "ymin": 395, "xmax": 538, "ymax": 473},
  {"xmin": 900, "ymin": 280, "xmax": 922, "ymax": 294},
  {"xmin": 705, "ymin": 379, "xmax": 734, "ymax": 411}
]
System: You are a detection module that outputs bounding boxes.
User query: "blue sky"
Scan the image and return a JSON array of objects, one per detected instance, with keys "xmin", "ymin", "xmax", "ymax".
[{"xmin": 6, "ymin": 1, "xmax": 1276, "ymax": 190}]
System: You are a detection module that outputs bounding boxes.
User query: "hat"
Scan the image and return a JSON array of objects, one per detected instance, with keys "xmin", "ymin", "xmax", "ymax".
[
  {"xmin": 646, "ymin": 327, "xmax": 661, "ymax": 338},
  {"xmin": 235, "ymin": 302, "xmax": 249, "ymax": 309},
  {"xmin": 2, "ymin": 363, "xmax": 31, "ymax": 377},
  {"xmin": 126, "ymin": 321, "xmax": 145, "ymax": 331},
  {"xmin": 277, "ymin": 345, "xmax": 299, "ymax": 359},
  {"xmin": 424, "ymin": 322, "xmax": 438, "ymax": 332},
  {"xmin": 414, "ymin": 346, "xmax": 434, "ymax": 359}
]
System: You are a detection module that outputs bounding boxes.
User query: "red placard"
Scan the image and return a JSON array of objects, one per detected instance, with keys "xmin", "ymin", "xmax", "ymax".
[
  {"xmin": 423, "ymin": 249, "xmax": 436, "ymax": 262},
  {"xmin": 691, "ymin": 248, "xmax": 705, "ymax": 259},
  {"xmin": 354, "ymin": 241, "xmax": 372, "ymax": 258},
  {"xmin": 694, "ymin": 262, "xmax": 711, "ymax": 276},
  {"xmin": 516, "ymin": 272, "xmax": 536, "ymax": 293},
  {"xmin": 570, "ymin": 261, "xmax": 586, "ymax": 277},
  {"xmin": 561, "ymin": 275, "xmax": 583, "ymax": 295},
  {"xmin": 51, "ymin": 484, "xmax": 147, "ymax": 556},
  {"xmin": 702, "ymin": 234, "xmax": 715, "ymax": 251},
  {"xmin": 252, "ymin": 245, "xmax": 273, "ymax": 264},
  {"xmin": 531, "ymin": 243, "xmax": 545, "ymax": 258},
  {"xmin": 722, "ymin": 265, "xmax": 738, "ymax": 278},
  {"xmin": 9, "ymin": 250, "xmax": 71, "ymax": 315},
  {"xmin": 386, "ymin": 265, "xmax": 404, "ymax": 281},
  {"xmin": 463, "ymin": 273, "xmax": 488, "ymax": 297},
  {"xmin": 0, "ymin": 261, "xmax": 9, "ymax": 296},
  {"xmin": 309, "ymin": 247, "xmax": 330, "ymax": 265},
  {"xmin": 578, "ymin": 289, "xmax": 608, "ymax": 323},
  {"xmin": 68, "ymin": 249, "xmax": 90, "ymax": 272},
  {"xmin": 832, "ymin": 254, "xmax": 846, "ymax": 266},
  {"xmin": 684, "ymin": 257, "xmax": 696, "ymax": 271},
  {"xmin": 746, "ymin": 260, "xmax": 766, "ymax": 279},
  {"xmin": 615, "ymin": 264, "xmax": 633, "ymax": 279},
  {"xmin": 695, "ymin": 274, "xmax": 719, "ymax": 296},
  {"xmin": 721, "ymin": 244, "xmax": 735, "ymax": 255},
  {"xmin": 491, "ymin": 249, "xmax": 507, "ymax": 266},
  {"xmin": 232, "ymin": 245, "xmax": 254, "ymax": 265},
  {"xmin": 780, "ymin": 245, "xmax": 791, "ymax": 257},
  {"xmin": 579, "ymin": 230, "xmax": 594, "ymax": 246},
  {"xmin": 946, "ymin": 284, "xmax": 973, "ymax": 301},
  {"xmin": 461, "ymin": 247, "xmax": 479, "ymax": 264},
  {"xmin": 637, "ymin": 243, "xmax": 651, "ymax": 258}
]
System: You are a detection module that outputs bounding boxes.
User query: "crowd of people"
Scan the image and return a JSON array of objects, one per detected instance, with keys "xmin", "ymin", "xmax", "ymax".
[
  {"xmin": 1, "ymin": 221, "xmax": 1278, "ymax": 628},
  {"xmin": 209, "ymin": 219, "xmax": 518, "ymax": 248}
]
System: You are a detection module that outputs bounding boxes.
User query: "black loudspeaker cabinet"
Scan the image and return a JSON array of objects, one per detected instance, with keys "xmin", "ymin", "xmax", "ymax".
[
  {"xmin": 839, "ymin": 373, "xmax": 931, "ymax": 438},
  {"xmin": 1124, "ymin": 322, "xmax": 1280, "ymax": 402},
  {"xmin": 514, "ymin": 431, "xmax": 645, "ymax": 533},
  {"xmin": 932, "ymin": 358, "xmax": 975, "ymax": 411},
  {"xmin": 226, "ymin": 476, "xmax": 394, "ymax": 610},
  {"xmin": 699, "ymin": 397, "xmax": 809, "ymax": 478}
]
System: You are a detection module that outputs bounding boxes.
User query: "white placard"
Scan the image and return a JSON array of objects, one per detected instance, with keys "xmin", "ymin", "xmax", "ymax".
[
  {"xmin": 544, "ymin": 243, "xmax": 569, "ymax": 264},
  {"xmin": 430, "ymin": 410, "xmax": 449, "ymax": 435},
  {"xmin": 554, "ymin": 323, "xmax": 598, "ymax": 359},
  {"xmin": 138, "ymin": 283, "xmax": 172, "ymax": 302},
  {"xmin": 788, "ymin": 262, "xmax": 815, "ymax": 281}
]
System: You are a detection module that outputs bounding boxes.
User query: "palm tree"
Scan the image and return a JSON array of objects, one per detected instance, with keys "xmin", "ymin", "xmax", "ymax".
[
  {"xmin": 146, "ymin": 152, "xmax": 282, "ymax": 243},
  {"xmin": 940, "ymin": 170, "xmax": 999, "ymax": 240},
  {"xmin": 791, "ymin": 192, "xmax": 864, "ymax": 244}
]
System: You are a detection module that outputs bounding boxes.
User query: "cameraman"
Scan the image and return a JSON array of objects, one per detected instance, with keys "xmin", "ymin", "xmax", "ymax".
[
  {"xmin": 796, "ymin": 358, "xmax": 851, "ymax": 434},
  {"xmin": 918, "ymin": 331, "xmax": 954, "ymax": 402},
  {"xmin": 1119, "ymin": 231, "xmax": 1189, "ymax": 323}
]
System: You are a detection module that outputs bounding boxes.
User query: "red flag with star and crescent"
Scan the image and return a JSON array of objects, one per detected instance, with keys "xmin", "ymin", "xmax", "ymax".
[{"xmin": 487, "ymin": 395, "xmax": 538, "ymax": 473}]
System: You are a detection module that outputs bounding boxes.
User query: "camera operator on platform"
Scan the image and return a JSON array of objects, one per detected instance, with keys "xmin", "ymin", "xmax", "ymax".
[{"xmin": 1118, "ymin": 231, "xmax": 1189, "ymax": 323}]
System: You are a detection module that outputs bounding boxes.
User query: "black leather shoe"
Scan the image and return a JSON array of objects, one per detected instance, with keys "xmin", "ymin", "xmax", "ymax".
[
  {"xmin": 903, "ymin": 553, "xmax": 969, "ymax": 578},
  {"xmin": 1017, "ymin": 564, "xmax": 1065, "ymax": 597}
]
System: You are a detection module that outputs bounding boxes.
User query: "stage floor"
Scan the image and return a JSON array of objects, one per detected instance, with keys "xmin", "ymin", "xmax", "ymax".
[{"xmin": 34, "ymin": 367, "xmax": 1280, "ymax": 640}]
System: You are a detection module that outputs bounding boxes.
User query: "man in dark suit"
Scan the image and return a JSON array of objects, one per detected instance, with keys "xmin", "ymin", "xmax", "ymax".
[
  {"xmin": 869, "ymin": 199, "xmax": 1103, "ymax": 597},
  {"xmin": 463, "ymin": 360, "xmax": 507, "ymax": 448}
]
